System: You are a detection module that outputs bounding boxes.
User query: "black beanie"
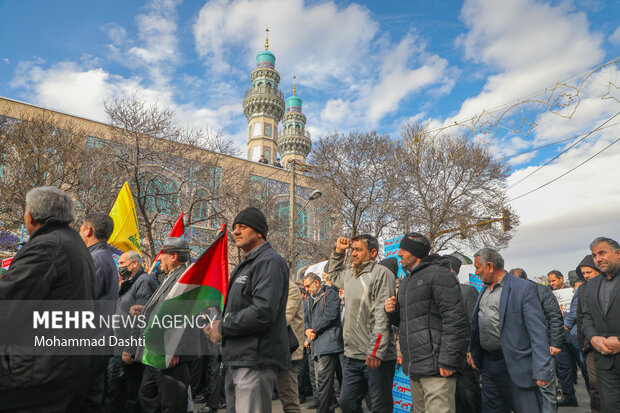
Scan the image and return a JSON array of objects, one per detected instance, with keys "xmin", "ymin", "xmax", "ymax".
[
  {"xmin": 379, "ymin": 257, "xmax": 399, "ymax": 277},
  {"xmin": 233, "ymin": 207, "xmax": 268, "ymax": 240},
  {"xmin": 445, "ymin": 255, "xmax": 462, "ymax": 275}
]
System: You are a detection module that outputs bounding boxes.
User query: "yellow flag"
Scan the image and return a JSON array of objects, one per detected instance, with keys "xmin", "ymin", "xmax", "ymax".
[{"xmin": 108, "ymin": 182, "xmax": 141, "ymax": 254}]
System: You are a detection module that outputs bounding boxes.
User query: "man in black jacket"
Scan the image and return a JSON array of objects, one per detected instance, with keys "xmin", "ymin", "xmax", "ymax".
[
  {"xmin": 385, "ymin": 232, "xmax": 467, "ymax": 413},
  {"xmin": 105, "ymin": 250, "xmax": 157, "ymax": 413},
  {"xmin": 582, "ymin": 236, "xmax": 620, "ymax": 412},
  {"xmin": 303, "ymin": 272, "xmax": 344, "ymax": 413},
  {"xmin": 510, "ymin": 267, "xmax": 564, "ymax": 411},
  {"xmin": 446, "ymin": 254, "xmax": 481, "ymax": 413},
  {"xmin": 204, "ymin": 207, "xmax": 290, "ymax": 413},
  {"xmin": 0, "ymin": 186, "xmax": 95, "ymax": 412},
  {"xmin": 576, "ymin": 254, "xmax": 601, "ymax": 413}
]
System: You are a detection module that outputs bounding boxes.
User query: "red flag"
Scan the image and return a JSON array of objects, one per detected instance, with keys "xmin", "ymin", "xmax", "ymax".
[{"xmin": 154, "ymin": 212, "xmax": 185, "ymax": 262}]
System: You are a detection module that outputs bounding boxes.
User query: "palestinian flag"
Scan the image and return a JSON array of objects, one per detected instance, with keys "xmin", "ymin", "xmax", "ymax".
[{"xmin": 139, "ymin": 225, "xmax": 229, "ymax": 369}]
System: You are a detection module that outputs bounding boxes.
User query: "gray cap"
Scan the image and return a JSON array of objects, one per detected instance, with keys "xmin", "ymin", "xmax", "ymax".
[{"xmin": 160, "ymin": 237, "xmax": 190, "ymax": 253}]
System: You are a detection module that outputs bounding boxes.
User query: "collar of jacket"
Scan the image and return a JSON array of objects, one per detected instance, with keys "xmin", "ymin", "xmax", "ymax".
[
  {"xmin": 88, "ymin": 241, "xmax": 110, "ymax": 253},
  {"xmin": 243, "ymin": 241, "xmax": 272, "ymax": 261},
  {"xmin": 408, "ymin": 254, "xmax": 450, "ymax": 276},
  {"xmin": 352, "ymin": 260, "xmax": 374, "ymax": 276},
  {"xmin": 29, "ymin": 220, "xmax": 69, "ymax": 239}
]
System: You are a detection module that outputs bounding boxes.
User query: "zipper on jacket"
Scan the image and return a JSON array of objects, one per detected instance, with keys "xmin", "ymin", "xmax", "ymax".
[{"xmin": 405, "ymin": 276, "xmax": 412, "ymax": 375}]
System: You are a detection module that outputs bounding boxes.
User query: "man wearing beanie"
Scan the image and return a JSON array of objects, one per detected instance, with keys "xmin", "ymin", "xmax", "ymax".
[
  {"xmin": 203, "ymin": 207, "xmax": 290, "ymax": 413},
  {"xmin": 384, "ymin": 232, "xmax": 468, "ymax": 413}
]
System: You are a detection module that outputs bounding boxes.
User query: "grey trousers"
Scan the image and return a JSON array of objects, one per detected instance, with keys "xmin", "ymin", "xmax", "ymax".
[
  {"xmin": 276, "ymin": 360, "xmax": 302, "ymax": 413},
  {"xmin": 225, "ymin": 366, "xmax": 277, "ymax": 413}
]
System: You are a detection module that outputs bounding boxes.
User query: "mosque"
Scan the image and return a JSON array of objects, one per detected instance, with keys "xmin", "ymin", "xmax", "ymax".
[{"xmin": 243, "ymin": 30, "xmax": 312, "ymax": 166}]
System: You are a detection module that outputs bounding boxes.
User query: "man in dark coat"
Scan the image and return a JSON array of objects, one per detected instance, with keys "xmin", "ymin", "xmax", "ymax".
[
  {"xmin": 105, "ymin": 250, "xmax": 157, "ymax": 413},
  {"xmin": 470, "ymin": 249, "xmax": 552, "ymax": 413},
  {"xmin": 303, "ymin": 272, "xmax": 344, "ymax": 413},
  {"xmin": 384, "ymin": 233, "xmax": 468, "ymax": 413},
  {"xmin": 581, "ymin": 237, "xmax": 620, "ymax": 412},
  {"xmin": 203, "ymin": 207, "xmax": 290, "ymax": 413},
  {"xmin": 135, "ymin": 237, "xmax": 198, "ymax": 413},
  {"xmin": 0, "ymin": 186, "xmax": 95, "ymax": 412},
  {"xmin": 446, "ymin": 254, "xmax": 481, "ymax": 413},
  {"xmin": 79, "ymin": 212, "xmax": 118, "ymax": 412},
  {"xmin": 509, "ymin": 267, "xmax": 564, "ymax": 412},
  {"xmin": 576, "ymin": 254, "xmax": 601, "ymax": 413}
]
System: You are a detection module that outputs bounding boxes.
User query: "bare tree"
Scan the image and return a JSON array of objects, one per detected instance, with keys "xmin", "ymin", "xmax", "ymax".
[
  {"xmin": 104, "ymin": 95, "xmax": 231, "ymax": 263},
  {"xmin": 0, "ymin": 112, "xmax": 114, "ymax": 230},
  {"xmin": 398, "ymin": 123, "xmax": 518, "ymax": 252},
  {"xmin": 309, "ymin": 131, "xmax": 402, "ymax": 238}
]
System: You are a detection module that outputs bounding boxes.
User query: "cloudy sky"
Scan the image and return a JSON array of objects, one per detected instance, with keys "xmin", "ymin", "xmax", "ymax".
[{"xmin": 1, "ymin": 0, "xmax": 619, "ymax": 279}]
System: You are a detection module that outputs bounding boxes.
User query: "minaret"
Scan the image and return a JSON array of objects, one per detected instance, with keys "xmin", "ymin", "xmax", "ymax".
[
  {"xmin": 243, "ymin": 29, "xmax": 285, "ymax": 164},
  {"xmin": 278, "ymin": 75, "xmax": 311, "ymax": 165}
]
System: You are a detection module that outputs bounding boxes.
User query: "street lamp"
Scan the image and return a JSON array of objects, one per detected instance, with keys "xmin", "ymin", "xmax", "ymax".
[{"xmin": 288, "ymin": 161, "xmax": 322, "ymax": 278}]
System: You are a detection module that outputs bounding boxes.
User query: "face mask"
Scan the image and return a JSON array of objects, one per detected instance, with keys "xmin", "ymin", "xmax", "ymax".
[{"xmin": 118, "ymin": 266, "xmax": 132, "ymax": 280}]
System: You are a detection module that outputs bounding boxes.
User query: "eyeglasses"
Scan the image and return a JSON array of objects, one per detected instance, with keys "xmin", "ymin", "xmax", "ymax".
[{"xmin": 303, "ymin": 283, "xmax": 312, "ymax": 289}]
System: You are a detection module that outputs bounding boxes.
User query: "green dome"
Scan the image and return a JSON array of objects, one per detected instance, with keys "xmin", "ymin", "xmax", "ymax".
[
  {"xmin": 256, "ymin": 50, "xmax": 276, "ymax": 65},
  {"xmin": 286, "ymin": 95, "xmax": 302, "ymax": 109}
]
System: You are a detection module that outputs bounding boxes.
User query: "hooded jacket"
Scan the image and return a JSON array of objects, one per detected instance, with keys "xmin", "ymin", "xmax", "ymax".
[
  {"xmin": 327, "ymin": 251, "xmax": 397, "ymax": 361},
  {"xmin": 576, "ymin": 254, "xmax": 599, "ymax": 352},
  {"xmin": 386, "ymin": 255, "xmax": 468, "ymax": 379}
]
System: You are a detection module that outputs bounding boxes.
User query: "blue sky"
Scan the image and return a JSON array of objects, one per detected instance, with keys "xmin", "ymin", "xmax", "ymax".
[{"xmin": 1, "ymin": 0, "xmax": 620, "ymax": 277}]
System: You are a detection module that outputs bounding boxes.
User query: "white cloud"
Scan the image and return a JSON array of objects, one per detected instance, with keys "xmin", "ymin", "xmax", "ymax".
[
  {"xmin": 365, "ymin": 33, "xmax": 450, "ymax": 124},
  {"xmin": 451, "ymin": 0, "xmax": 604, "ymax": 124},
  {"xmin": 609, "ymin": 26, "xmax": 620, "ymax": 46},
  {"xmin": 193, "ymin": 0, "xmax": 454, "ymax": 127},
  {"xmin": 101, "ymin": 23, "xmax": 127, "ymax": 46},
  {"xmin": 320, "ymin": 99, "xmax": 351, "ymax": 125},
  {"xmin": 3, "ymin": 58, "xmax": 9, "ymax": 65}
]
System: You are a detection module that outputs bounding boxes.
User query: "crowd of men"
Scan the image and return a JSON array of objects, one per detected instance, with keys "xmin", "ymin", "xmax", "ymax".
[{"xmin": 0, "ymin": 186, "xmax": 619, "ymax": 413}]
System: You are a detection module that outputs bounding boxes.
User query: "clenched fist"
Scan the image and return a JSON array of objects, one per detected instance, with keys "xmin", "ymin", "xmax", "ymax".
[
  {"xmin": 384, "ymin": 296, "xmax": 397, "ymax": 313},
  {"xmin": 335, "ymin": 237, "xmax": 351, "ymax": 253}
]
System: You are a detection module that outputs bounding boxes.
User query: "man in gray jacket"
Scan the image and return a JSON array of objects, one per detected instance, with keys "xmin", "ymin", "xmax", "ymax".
[{"xmin": 326, "ymin": 235, "xmax": 396, "ymax": 413}]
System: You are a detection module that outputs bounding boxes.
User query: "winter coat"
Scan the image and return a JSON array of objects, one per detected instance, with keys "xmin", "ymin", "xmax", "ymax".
[
  {"xmin": 386, "ymin": 255, "xmax": 468, "ymax": 378},
  {"xmin": 327, "ymin": 251, "xmax": 397, "ymax": 361},
  {"xmin": 221, "ymin": 242, "xmax": 291, "ymax": 372},
  {"xmin": 531, "ymin": 281, "xmax": 564, "ymax": 349},
  {"xmin": 115, "ymin": 268, "xmax": 158, "ymax": 354},
  {"xmin": 305, "ymin": 285, "xmax": 344, "ymax": 357},
  {"xmin": 88, "ymin": 242, "xmax": 119, "ymax": 301},
  {"xmin": 0, "ymin": 221, "xmax": 94, "ymax": 395}
]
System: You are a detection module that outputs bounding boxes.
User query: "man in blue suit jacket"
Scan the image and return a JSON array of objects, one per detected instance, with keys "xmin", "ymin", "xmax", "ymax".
[{"xmin": 469, "ymin": 248, "xmax": 553, "ymax": 413}]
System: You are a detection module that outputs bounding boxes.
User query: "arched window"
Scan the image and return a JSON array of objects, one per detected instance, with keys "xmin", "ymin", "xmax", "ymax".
[
  {"xmin": 144, "ymin": 175, "xmax": 179, "ymax": 216},
  {"xmin": 192, "ymin": 189, "xmax": 210, "ymax": 222}
]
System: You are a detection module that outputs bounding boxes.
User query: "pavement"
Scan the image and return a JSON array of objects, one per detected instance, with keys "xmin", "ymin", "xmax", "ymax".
[{"xmin": 195, "ymin": 373, "xmax": 591, "ymax": 412}]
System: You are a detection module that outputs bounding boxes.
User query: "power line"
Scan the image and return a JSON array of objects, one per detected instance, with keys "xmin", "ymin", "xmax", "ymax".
[
  {"xmin": 506, "ymin": 111, "xmax": 620, "ymax": 190},
  {"xmin": 508, "ymin": 135, "xmax": 620, "ymax": 202},
  {"xmin": 501, "ymin": 120, "xmax": 620, "ymax": 160}
]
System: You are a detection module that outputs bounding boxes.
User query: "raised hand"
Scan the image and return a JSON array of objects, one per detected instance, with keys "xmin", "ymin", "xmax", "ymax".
[{"xmin": 335, "ymin": 237, "xmax": 351, "ymax": 253}]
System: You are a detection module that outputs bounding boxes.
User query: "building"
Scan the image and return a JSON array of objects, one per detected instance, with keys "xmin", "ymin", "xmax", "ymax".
[
  {"xmin": 0, "ymin": 34, "xmax": 334, "ymax": 271},
  {"xmin": 244, "ymin": 30, "xmax": 312, "ymax": 166}
]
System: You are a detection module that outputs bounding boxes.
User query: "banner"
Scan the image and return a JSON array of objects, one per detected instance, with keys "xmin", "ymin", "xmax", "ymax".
[
  {"xmin": 392, "ymin": 365, "xmax": 413, "ymax": 412},
  {"xmin": 383, "ymin": 236, "xmax": 406, "ymax": 278}
]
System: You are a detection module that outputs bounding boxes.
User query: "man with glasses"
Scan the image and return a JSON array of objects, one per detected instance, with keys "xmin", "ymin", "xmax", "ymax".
[{"xmin": 303, "ymin": 272, "xmax": 343, "ymax": 413}]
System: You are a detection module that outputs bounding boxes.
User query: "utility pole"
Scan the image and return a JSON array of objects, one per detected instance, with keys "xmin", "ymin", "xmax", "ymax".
[{"xmin": 288, "ymin": 160, "xmax": 297, "ymax": 278}]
